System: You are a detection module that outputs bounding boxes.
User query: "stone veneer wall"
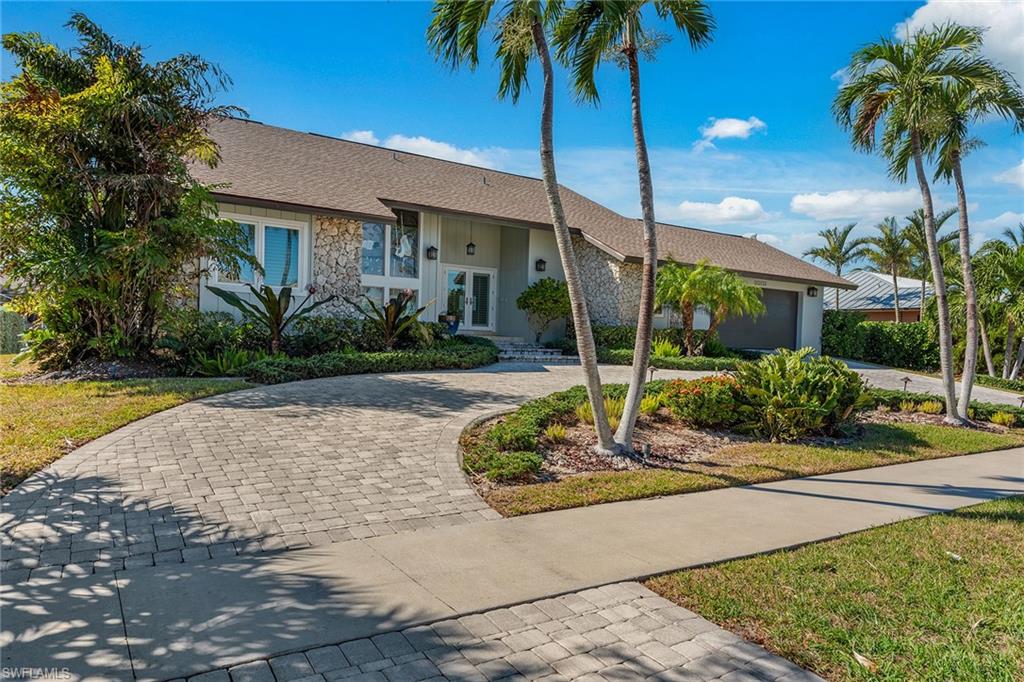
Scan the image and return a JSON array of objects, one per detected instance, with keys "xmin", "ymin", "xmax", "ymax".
[
  {"xmin": 572, "ymin": 236, "xmax": 644, "ymax": 326},
  {"xmin": 312, "ymin": 215, "xmax": 363, "ymax": 316}
]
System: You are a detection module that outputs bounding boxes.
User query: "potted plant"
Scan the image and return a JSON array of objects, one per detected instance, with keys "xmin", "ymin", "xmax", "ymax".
[{"xmin": 441, "ymin": 310, "xmax": 459, "ymax": 335}]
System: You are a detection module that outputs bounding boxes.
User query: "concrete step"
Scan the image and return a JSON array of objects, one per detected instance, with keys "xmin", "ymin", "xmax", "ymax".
[{"xmin": 498, "ymin": 354, "xmax": 580, "ymax": 364}]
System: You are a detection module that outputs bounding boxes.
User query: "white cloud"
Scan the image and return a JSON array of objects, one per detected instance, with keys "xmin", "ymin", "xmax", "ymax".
[
  {"xmin": 670, "ymin": 196, "xmax": 770, "ymax": 224},
  {"xmin": 994, "ymin": 160, "xmax": 1024, "ymax": 189},
  {"xmin": 341, "ymin": 129, "xmax": 379, "ymax": 145},
  {"xmin": 894, "ymin": 1, "xmax": 1024, "ymax": 79},
  {"xmin": 340, "ymin": 129, "xmax": 507, "ymax": 168},
  {"xmin": 976, "ymin": 211, "xmax": 1024, "ymax": 231},
  {"xmin": 830, "ymin": 67, "xmax": 850, "ymax": 86},
  {"xmin": 693, "ymin": 116, "xmax": 766, "ymax": 151},
  {"xmin": 790, "ymin": 189, "xmax": 921, "ymax": 220}
]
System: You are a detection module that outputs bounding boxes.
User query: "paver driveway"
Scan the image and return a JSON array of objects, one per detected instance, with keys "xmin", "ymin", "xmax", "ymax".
[{"xmin": 1, "ymin": 364, "xmax": 704, "ymax": 581}]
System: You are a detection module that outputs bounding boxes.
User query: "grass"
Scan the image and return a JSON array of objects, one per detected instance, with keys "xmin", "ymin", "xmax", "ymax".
[
  {"xmin": 0, "ymin": 355, "xmax": 249, "ymax": 493},
  {"xmin": 483, "ymin": 422, "xmax": 1024, "ymax": 516},
  {"xmin": 646, "ymin": 496, "xmax": 1024, "ymax": 681}
]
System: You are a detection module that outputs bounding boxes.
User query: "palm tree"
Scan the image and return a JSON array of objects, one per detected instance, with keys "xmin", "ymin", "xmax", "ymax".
[
  {"xmin": 555, "ymin": 0, "xmax": 715, "ymax": 450},
  {"xmin": 978, "ymin": 237, "xmax": 1024, "ymax": 379},
  {"xmin": 833, "ymin": 22, "xmax": 996, "ymax": 424},
  {"xmin": 903, "ymin": 208, "xmax": 957, "ymax": 316},
  {"xmin": 864, "ymin": 218, "xmax": 912, "ymax": 323},
  {"xmin": 426, "ymin": 1, "xmax": 620, "ymax": 453},
  {"xmin": 1002, "ymin": 223, "xmax": 1024, "ymax": 249},
  {"xmin": 928, "ymin": 69, "xmax": 1024, "ymax": 413},
  {"xmin": 802, "ymin": 223, "xmax": 868, "ymax": 311}
]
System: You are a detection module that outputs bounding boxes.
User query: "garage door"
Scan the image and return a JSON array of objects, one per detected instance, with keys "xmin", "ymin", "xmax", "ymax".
[{"xmin": 716, "ymin": 289, "xmax": 798, "ymax": 350}]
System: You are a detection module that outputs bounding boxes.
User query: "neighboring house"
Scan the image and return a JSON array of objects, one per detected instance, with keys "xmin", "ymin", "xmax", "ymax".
[
  {"xmin": 189, "ymin": 117, "xmax": 853, "ymax": 351},
  {"xmin": 823, "ymin": 270, "xmax": 932, "ymax": 322}
]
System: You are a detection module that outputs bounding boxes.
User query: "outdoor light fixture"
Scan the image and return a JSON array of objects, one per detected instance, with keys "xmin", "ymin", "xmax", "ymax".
[
  {"xmin": 465, "ymin": 241, "xmax": 476, "ymax": 256},
  {"xmin": 807, "ymin": 286, "xmax": 818, "ymax": 298},
  {"xmin": 901, "ymin": 376, "xmax": 912, "ymax": 392},
  {"xmin": 426, "ymin": 245, "xmax": 438, "ymax": 260},
  {"xmin": 648, "ymin": 366, "xmax": 656, "ymax": 382},
  {"xmin": 535, "ymin": 258, "xmax": 546, "ymax": 272}
]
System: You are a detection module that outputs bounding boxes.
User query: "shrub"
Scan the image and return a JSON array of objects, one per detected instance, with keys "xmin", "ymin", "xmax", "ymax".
[
  {"xmin": 640, "ymin": 394, "xmax": 663, "ymax": 418},
  {"xmin": 898, "ymin": 400, "xmax": 918, "ymax": 412},
  {"xmin": 821, "ymin": 310, "xmax": 867, "ymax": 359},
  {"xmin": 575, "ymin": 402, "xmax": 594, "ymax": 425},
  {"xmin": 190, "ymin": 348, "xmax": 273, "ymax": 377},
  {"xmin": 597, "ymin": 348, "xmax": 740, "ymax": 371},
  {"xmin": 975, "ymin": 374, "xmax": 1024, "ymax": 394},
  {"xmin": 282, "ymin": 316, "xmax": 358, "ymax": 357},
  {"xmin": 918, "ymin": 400, "xmax": 943, "ymax": 414},
  {"xmin": 342, "ymin": 289, "xmax": 431, "ymax": 350},
  {"xmin": 484, "ymin": 451, "xmax": 543, "ymax": 482},
  {"xmin": 652, "ymin": 338, "xmax": 682, "ymax": 358},
  {"xmin": 544, "ymin": 423, "xmax": 568, "ymax": 443},
  {"xmin": 243, "ymin": 336, "xmax": 498, "ymax": 384},
  {"xmin": 516, "ymin": 278, "xmax": 571, "ymax": 343},
  {"xmin": 990, "ymin": 412, "xmax": 1017, "ymax": 427},
  {"xmin": 731, "ymin": 348, "xmax": 869, "ymax": 441},
  {"xmin": 865, "ymin": 389, "xmax": 1024, "ymax": 425},
  {"xmin": 662, "ymin": 376, "xmax": 738, "ymax": 428},
  {"xmin": 859, "ymin": 322, "xmax": 940, "ymax": 370},
  {"xmin": 1, "ymin": 306, "xmax": 27, "ymax": 354}
]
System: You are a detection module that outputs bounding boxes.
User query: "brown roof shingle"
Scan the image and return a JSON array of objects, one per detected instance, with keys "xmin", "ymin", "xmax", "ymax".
[{"xmin": 193, "ymin": 117, "xmax": 853, "ymax": 289}]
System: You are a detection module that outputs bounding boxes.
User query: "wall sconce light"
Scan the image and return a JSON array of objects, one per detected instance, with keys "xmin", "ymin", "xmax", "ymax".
[
  {"xmin": 465, "ymin": 242, "xmax": 476, "ymax": 256},
  {"xmin": 807, "ymin": 286, "xmax": 818, "ymax": 298},
  {"xmin": 426, "ymin": 245, "xmax": 438, "ymax": 260},
  {"xmin": 535, "ymin": 258, "xmax": 546, "ymax": 272}
]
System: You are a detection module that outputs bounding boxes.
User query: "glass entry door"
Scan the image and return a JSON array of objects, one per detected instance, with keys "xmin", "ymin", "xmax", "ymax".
[{"xmin": 444, "ymin": 266, "xmax": 496, "ymax": 331}]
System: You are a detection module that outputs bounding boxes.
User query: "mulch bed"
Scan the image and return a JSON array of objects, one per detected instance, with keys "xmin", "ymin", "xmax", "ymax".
[
  {"xmin": 2, "ymin": 357, "xmax": 174, "ymax": 385},
  {"xmin": 862, "ymin": 407, "xmax": 1009, "ymax": 432}
]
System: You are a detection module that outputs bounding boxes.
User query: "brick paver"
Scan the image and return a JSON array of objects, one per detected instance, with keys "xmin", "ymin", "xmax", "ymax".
[
  {"xmin": 192, "ymin": 582, "xmax": 821, "ymax": 681},
  {"xmin": 0, "ymin": 364, "xmax": 704, "ymax": 581}
]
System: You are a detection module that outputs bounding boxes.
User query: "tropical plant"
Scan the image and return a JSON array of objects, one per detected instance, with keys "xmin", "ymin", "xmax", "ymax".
[
  {"xmin": 802, "ymin": 223, "xmax": 868, "ymax": 310},
  {"xmin": 918, "ymin": 400, "xmax": 944, "ymax": 415},
  {"xmin": 903, "ymin": 208, "xmax": 958, "ymax": 312},
  {"xmin": 516, "ymin": 277, "xmax": 571, "ymax": 343},
  {"xmin": 208, "ymin": 284, "xmax": 336, "ymax": 353},
  {"xmin": 898, "ymin": 400, "xmax": 918, "ymax": 412},
  {"xmin": 651, "ymin": 338, "xmax": 682, "ymax": 358},
  {"xmin": 342, "ymin": 289, "xmax": 431, "ymax": 350},
  {"xmin": 639, "ymin": 393, "xmax": 663, "ymax": 417},
  {"xmin": 655, "ymin": 259, "xmax": 765, "ymax": 356},
  {"xmin": 864, "ymin": 218, "xmax": 912, "ymax": 323},
  {"xmin": 990, "ymin": 411, "xmax": 1017, "ymax": 428},
  {"xmin": 925, "ymin": 64, "xmax": 1024, "ymax": 414},
  {"xmin": 544, "ymin": 423, "xmax": 568, "ymax": 443},
  {"xmin": 832, "ymin": 22, "xmax": 995, "ymax": 424},
  {"xmin": 977, "ymin": 237, "xmax": 1024, "ymax": 380},
  {"xmin": 731, "ymin": 348, "xmax": 869, "ymax": 441},
  {"xmin": 428, "ymin": 0, "xmax": 618, "ymax": 455},
  {"xmin": 190, "ymin": 348, "xmax": 272, "ymax": 377},
  {"xmin": 0, "ymin": 13, "xmax": 256, "ymax": 368},
  {"xmin": 662, "ymin": 375, "xmax": 738, "ymax": 429},
  {"xmin": 555, "ymin": 0, "xmax": 715, "ymax": 450}
]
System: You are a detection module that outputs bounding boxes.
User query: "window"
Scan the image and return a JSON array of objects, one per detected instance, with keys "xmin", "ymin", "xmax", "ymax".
[
  {"xmin": 214, "ymin": 215, "xmax": 308, "ymax": 290},
  {"xmin": 361, "ymin": 210, "xmax": 421, "ymax": 308}
]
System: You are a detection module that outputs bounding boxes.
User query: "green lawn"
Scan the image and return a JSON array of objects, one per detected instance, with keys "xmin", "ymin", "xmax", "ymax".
[
  {"xmin": 484, "ymin": 422, "xmax": 1024, "ymax": 516},
  {"xmin": 1, "ymin": 355, "xmax": 249, "ymax": 493},
  {"xmin": 646, "ymin": 496, "xmax": 1024, "ymax": 681}
]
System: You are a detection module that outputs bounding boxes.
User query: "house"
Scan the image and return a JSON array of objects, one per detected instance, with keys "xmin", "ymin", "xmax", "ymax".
[
  {"xmin": 823, "ymin": 270, "xmax": 932, "ymax": 322},
  {"xmin": 189, "ymin": 117, "xmax": 854, "ymax": 351}
]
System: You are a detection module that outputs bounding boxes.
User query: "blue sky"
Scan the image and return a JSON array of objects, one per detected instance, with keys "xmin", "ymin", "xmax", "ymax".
[{"xmin": 3, "ymin": 0, "xmax": 1022, "ymax": 257}]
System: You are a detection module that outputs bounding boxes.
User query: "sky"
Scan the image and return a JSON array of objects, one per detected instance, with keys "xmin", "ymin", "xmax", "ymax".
[{"xmin": 2, "ymin": 0, "xmax": 1023, "ymax": 258}]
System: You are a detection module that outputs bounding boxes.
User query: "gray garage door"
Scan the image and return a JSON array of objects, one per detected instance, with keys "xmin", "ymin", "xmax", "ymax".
[{"xmin": 716, "ymin": 289, "xmax": 798, "ymax": 350}]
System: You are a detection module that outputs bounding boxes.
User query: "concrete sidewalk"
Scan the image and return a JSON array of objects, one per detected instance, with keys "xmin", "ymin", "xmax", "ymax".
[{"xmin": 3, "ymin": 448, "xmax": 1022, "ymax": 680}]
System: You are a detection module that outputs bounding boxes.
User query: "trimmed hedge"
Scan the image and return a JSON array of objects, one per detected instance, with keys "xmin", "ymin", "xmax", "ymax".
[
  {"xmin": 822, "ymin": 311, "xmax": 940, "ymax": 370},
  {"xmin": 975, "ymin": 374, "xmax": 1024, "ymax": 395},
  {"xmin": 243, "ymin": 336, "xmax": 498, "ymax": 384},
  {"xmin": 867, "ymin": 388, "xmax": 1024, "ymax": 424},
  {"xmin": 597, "ymin": 347, "xmax": 741, "ymax": 371}
]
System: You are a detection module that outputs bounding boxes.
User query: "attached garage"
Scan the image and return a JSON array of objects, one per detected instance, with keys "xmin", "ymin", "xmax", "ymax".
[{"xmin": 716, "ymin": 288, "xmax": 798, "ymax": 350}]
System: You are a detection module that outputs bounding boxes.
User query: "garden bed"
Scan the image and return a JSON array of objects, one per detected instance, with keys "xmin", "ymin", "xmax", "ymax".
[
  {"xmin": 461, "ymin": 357, "xmax": 1024, "ymax": 516},
  {"xmin": 646, "ymin": 496, "xmax": 1024, "ymax": 681}
]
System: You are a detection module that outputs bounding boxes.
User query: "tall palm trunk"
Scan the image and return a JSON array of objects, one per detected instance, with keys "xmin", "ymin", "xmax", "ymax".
[
  {"xmin": 615, "ymin": 35, "xmax": 658, "ymax": 450},
  {"xmin": 530, "ymin": 19, "xmax": 616, "ymax": 454},
  {"xmin": 951, "ymin": 153, "xmax": 978, "ymax": 414},
  {"xmin": 1004, "ymin": 318, "xmax": 1016, "ymax": 379},
  {"xmin": 911, "ymin": 131, "xmax": 961, "ymax": 423},
  {"xmin": 978, "ymin": 312, "xmax": 995, "ymax": 377},
  {"xmin": 920, "ymin": 277, "xmax": 926, "ymax": 322},
  {"xmin": 835, "ymin": 267, "xmax": 841, "ymax": 311},
  {"xmin": 891, "ymin": 268, "xmax": 901, "ymax": 323},
  {"xmin": 1012, "ymin": 338, "xmax": 1024, "ymax": 381}
]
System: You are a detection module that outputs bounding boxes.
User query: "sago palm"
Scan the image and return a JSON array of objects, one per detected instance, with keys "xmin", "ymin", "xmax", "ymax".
[
  {"xmin": 864, "ymin": 218, "xmax": 911, "ymax": 323},
  {"xmin": 802, "ymin": 223, "xmax": 868, "ymax": 310},
  {"xmin": 427, "ymin": 0, "xmax": 619, "ymax": 453},
  {"xmin": 833, "ymin": 21, "xmax": 994, "ymax": 423},
  {"xmin": 555, "ymin": 0, "xmax": 715, "ymax": 449}
]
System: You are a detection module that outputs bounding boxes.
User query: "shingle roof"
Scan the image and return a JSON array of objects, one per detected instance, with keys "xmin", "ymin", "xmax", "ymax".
[
  {"xmin": 823, "ymin": 270, "xmax": 931, "ymax": 310},
  {"xmin": 193, "ymin": 117, "xmax": 853, "ymax": 289}
]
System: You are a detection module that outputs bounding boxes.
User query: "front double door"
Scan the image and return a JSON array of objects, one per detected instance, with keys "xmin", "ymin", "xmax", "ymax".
[{"xmin": 444, "ymin": 266, "xmax": 496, "ymax": 332}]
